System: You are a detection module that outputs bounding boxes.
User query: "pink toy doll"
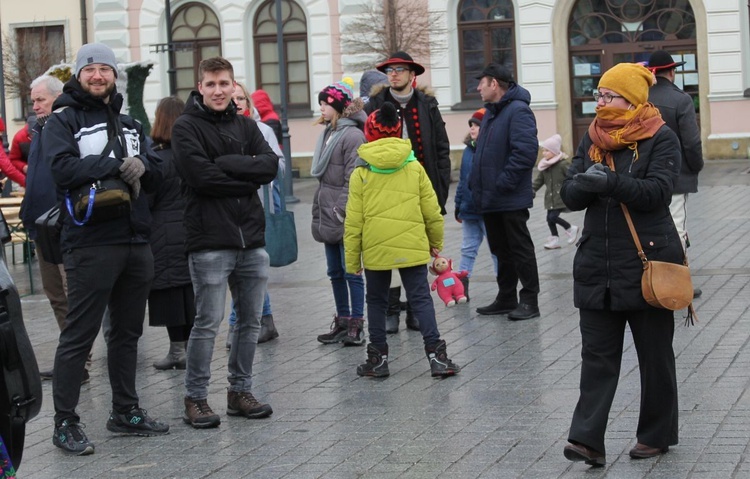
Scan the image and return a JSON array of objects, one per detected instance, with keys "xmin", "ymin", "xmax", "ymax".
[{"xmin": 429, "ymin": 256, "xmax": 469, "ymax": 307}]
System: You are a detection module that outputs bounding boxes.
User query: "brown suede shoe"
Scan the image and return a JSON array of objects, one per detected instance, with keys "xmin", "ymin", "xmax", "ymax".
[
  {"xmin": 629, "ymin": 443, "xmax": 669, "ymax": 459},
  {"xmin": 563, "ymin": 442, "xmax": 606, "ymax": 467}
]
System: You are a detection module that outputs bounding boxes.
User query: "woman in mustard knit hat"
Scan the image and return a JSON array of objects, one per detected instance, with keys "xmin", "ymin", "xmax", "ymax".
[{"xmin": 560, "ymin": 62, "xmax": 684, "ymax": 467}]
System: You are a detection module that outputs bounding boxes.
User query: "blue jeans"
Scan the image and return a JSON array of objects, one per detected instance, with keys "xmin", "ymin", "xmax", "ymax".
[
  {"xmin": 459, "ymin": 218, "xmax": 498, "ymax": 276},
  {"xmin": 364, "ymin": 265, "xmax": 440, "ymax": 347},
  {"xmin": 324, "ymin": 242, "xmax": 364, "ymax": 318},
  {"xmin": 228, "ymin": 293, "xmax": 272, "ymax": 326},
  {"xmin": 184, "ymin": 248, "xmax": 269, "ymax": 399}
]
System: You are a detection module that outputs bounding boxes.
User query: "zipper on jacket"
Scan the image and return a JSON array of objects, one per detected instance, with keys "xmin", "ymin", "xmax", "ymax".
[{"xmin": 237, "ymin": 198, "xmax": 246, "ymax": 248}]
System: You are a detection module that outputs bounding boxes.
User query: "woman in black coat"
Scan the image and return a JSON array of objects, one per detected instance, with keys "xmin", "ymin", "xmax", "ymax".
[
  {"xmin": 560, "ymin": 63, "xmax": 684, "ymax": 467},
  {"xmin": 148, "ymin": 96, "xmax": 193, "ymax": 370}
]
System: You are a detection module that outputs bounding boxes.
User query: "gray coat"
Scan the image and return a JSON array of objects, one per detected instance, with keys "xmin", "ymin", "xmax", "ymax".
[
  {"xmin": 311, "ymin": 103, "xmax": 367, "ymax": 244},
  {"xmin": 648, "ymin": 76, "xmax": 703, "ymax": 193}
]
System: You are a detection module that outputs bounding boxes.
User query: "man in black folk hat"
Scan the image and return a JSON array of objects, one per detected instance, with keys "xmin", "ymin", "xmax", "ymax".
[
  {"xmin": 365, "ymin": 51, "xmax": 452, "ymax": 334},
  {"xmin": 647, "ymin": 50, "xmax": 704, "ymax": 297}
]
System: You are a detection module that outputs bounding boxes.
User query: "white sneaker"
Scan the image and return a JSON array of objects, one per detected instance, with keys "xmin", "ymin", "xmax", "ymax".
[
  {"xmin": 544, "ymin": 236, "xmax": 561, "ymax": 249},
  {"xmin": 566, "ymin": 225, "xmax": 579, "ymax": 245}
]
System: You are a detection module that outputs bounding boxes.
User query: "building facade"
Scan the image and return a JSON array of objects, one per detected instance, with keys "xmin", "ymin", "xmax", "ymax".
[{"xmin": 2, "ymin": 0, "xmax": 749, "ymax": 165}]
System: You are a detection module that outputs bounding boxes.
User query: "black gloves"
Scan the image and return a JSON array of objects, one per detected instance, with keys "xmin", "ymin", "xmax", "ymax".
[
  {"xmin": 573, "ymin": 163, "xmax": 616, "ymax": 194},
  {"xmin": 119, "ymin": 157, "xmax": 145, "ymax": 199}
]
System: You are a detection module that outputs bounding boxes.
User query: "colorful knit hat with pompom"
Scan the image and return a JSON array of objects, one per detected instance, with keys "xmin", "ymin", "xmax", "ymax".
[
  {"xmin": 318, "ymin": 77, "xmax": 355, "ymax": 114},
  {"xmin": 365, "ymin": 102, "xmax": 402, "ymax": 142}
]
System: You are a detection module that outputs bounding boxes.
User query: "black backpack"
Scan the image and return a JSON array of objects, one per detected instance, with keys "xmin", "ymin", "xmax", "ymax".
[{"xmin": 0, "ymin": 209, "xmax": 42, "ymax": 470}]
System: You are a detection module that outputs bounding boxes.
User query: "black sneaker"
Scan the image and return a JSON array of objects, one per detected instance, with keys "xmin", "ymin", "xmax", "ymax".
[
  {"xmin": 53, "ymin": 420, "xmax": 95, "ymax": 455},
  {"xmin": 106, "ymin": 407, "xmax": 170, "ymax": 436},
  {"xmin": 317, "ymin": 316, "xmax": 348, "ymax": 344}
]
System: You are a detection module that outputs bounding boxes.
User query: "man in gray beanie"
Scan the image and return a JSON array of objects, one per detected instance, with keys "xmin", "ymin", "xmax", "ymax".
[{"xmin": 43, "ymin": 42, "xmax": 167, "ymax": 455}]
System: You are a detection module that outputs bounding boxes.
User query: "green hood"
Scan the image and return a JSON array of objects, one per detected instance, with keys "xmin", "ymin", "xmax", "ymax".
[{"xmin": 357, "ymin": 138, "xmax": 415, "ymax": 173}]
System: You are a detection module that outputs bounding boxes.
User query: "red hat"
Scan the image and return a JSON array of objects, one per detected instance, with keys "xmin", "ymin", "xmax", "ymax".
[
  {"xmin": 468, "ymin": 108, "xmax": 485, "ymax": 126},
  {"xmin": 376, "ymin": 51, "xmax": 425, "ymax": 76},
  {"xmin": 365, "ymin": 102, "xmax": 402, "ymax": 142}
]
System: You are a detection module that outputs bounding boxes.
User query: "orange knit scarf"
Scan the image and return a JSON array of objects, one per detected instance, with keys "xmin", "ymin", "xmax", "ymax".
[{"xmin": 587, "ymin": 103, "xmax": 665, "ymax": 164}]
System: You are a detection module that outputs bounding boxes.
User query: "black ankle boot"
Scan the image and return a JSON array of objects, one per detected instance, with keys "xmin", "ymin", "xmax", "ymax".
[
  {"xmin": 405, "ymin": 304, "xmax": 419, "ymax": 331},
  {"xmin": 386, "ymin": 287, "xmax": 401, "ymax": 334},
  {"xmin": 460, "ymin": 276, "xmax": 470, "ymax": 302},
  {"xmin": 357, "ymin": 343, "xmax": 390, "ymax": 377},
  {"xmin": 425, "ymin": 340, "xmax": 460, "ymax": 378}
]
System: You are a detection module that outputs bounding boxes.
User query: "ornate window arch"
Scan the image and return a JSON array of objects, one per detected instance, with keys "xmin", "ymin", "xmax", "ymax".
[
  {"xmin": 568, "ymin": 0, "xmax": 698, "ymax": 146},
  {"xmin": 170, "ymin": 2, "xmax": 222, "ymax": 101},
  {"xmin": 253, "ymin": 0, "xmax": 310, "ymax": 115},
  {"xmin": 457, "ymin": 0, "xmax": 516, "ymax": 105}
]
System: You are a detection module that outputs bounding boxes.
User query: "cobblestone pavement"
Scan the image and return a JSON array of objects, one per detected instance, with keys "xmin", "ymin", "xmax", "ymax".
[{"xmin": 10, "ymin": 159, "xmax": 750, "ymax": 478}]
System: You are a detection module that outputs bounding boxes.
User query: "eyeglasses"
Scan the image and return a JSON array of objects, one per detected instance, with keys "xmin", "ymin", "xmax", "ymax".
[
  {"xmin": 593, "ymin": 91, "xmax": 625, "ymax": 103},
  {"xmin": 80, "ymin": 66, "xmax": 115, "ymax": 76},
  {"xmin": 384, "ymin": 67, "xmax": 409, "ymax": 75}
]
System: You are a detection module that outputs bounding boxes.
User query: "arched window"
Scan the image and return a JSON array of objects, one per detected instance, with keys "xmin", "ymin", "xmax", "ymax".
[
  {"xmin": 568, "ymin": 0, "xmax": 698, "ymax": 146},
  {"xmin": 457, "ymin": 0, "xmax": 515, "ymax": 105},
  {"xmin": 170, "ymin": 2, "xmax": 222, "ymax": 101},
  {"xmin": 254, "ymin": 0, "xmax": 310, "ymax": 116}
]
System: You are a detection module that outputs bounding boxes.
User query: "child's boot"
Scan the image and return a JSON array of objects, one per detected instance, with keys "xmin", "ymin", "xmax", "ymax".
[
  {"xmin": 357, "ymin": 343, "xmax": 390, "ymax": 377},
  {"xmin": 386, "ymin": 287, "xmax": 401, "ymax": 334},
  {"xmin": 343, "ymin": 317, "xmax": 366, "ymax": 346},
  {"xmin": 426, "ymin": 340, "xmax": 460, "ymax": 378},
  {"xmin": 317, "ymin": 315, "xmax": 349, "ymax": 344}
]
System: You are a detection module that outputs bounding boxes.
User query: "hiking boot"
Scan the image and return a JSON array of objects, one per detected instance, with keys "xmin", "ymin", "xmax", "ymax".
[
  {"xmin": 566, "ymin": 225, "xmax": 579, "ymax": 245},
  {"xmin": 226, "ymin": 323, "xmax": 235, "ymax": 350},
  {"xmin": 357, "ymin": 344, "xmax": 390, "ymax": 377},
  {"xmin": 476, "ymin": 299, "xmax": 518, "ymax": 316},
  {"xmin": 317, "ymin": 315, "xmax": 349, "ymax": 344},
  {"xmin": 183, "ymin": 397, "xmax": 221, "ymax": 429},
  {"xmin": 153, "ymin": 341, "xmax": 186, "ymax": 370},
  {"xmin": 53, "ymin": 420, "xmax": 95, "ymax": 455},
  {"xmin": 106, "ymin": 407, "xmax": 170, "ymax": 436},
  {"xmin": 227, "ymin": 390, "xmax": 273, "ymax": 419},
  {"xmin": 544, "ymin": 235, "xmax": 561, "ymax": 249},
  {"xmin": 343, "ymin": 317, "xmax": 366, "ymax": 346},
  {"xmin": 426, "ymin": 340, "xmax": 461, "ymax": 378},
  {"xmin": 258, "ymin": 314, "xmax": 280, "ymax": 343}
]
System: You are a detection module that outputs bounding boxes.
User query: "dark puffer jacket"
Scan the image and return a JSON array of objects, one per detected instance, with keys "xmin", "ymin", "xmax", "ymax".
[
  {"xmin": 45, "ymin": 77, "xmax": 162, "ymax": 252},
  {"xmin": 147, "ymin": 144, "xmax": 190, "ymax": 290},
  {"xmin": 366, "ymin": 85, "xmax": 451, "ymax": 213},
  {"xmin": 171, "ymin": 91, "xmax": 279, "ymax": 253},
  {"xmin": 560, "ymin": 125, "xmax": 684, "ymax": 311},
  {"xmin": 470, "ymin": 83, "xmax": 538, "ymax": 213}
]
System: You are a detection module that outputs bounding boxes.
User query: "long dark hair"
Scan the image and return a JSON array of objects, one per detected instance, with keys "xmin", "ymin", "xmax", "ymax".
[{"xmin": 151, "ymin": 96, "xmax": 185, "ymax": 144}]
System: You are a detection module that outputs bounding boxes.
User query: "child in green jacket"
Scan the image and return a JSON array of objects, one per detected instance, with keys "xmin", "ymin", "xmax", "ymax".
[{"xmin": 344, "ymin": 102, "xmax": 460, "ymax": 379}]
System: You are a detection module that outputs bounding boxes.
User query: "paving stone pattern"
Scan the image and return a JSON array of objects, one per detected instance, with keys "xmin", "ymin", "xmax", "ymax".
[{"xmin": 12, "ymin": 160, "xmax": 750, "ymax": 478}]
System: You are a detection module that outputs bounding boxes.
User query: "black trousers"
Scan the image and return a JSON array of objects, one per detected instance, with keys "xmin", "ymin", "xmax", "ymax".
[
  {"xmin": 483, "ymin": 209, "xmax": 540, "ymax": 306},
  {"xmin": 53, "ymin": 244, "xmax": 154, "ymax": 425},
  {"xmin": 568, "ymin": 306, "xmax": 678, "ymax": 454}
]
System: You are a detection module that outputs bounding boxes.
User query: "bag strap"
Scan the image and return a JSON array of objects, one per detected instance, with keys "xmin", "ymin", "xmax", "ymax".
[
  {"xmin": 606, "ymin": 157, "xmax": 649, "ymax": 267},
  {"xmin": 262, "ymin": 174, "xmax": 285, "ymax": 215}
]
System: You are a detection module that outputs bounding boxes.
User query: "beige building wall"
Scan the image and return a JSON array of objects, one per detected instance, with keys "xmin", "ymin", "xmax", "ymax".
[{"xmin": 0, "ymin": 0, "xmax": 88, "ymax": 140}]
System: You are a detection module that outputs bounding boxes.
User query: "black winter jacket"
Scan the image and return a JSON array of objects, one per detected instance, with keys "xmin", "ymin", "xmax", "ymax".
[
  {"xmin": 560, "ymin": 125, "xmax": 684, "ymax": 311},
  {"xmin": 171, "ymin": 91, "xmax": 278, "ymax": 253},
  {"xmin": 44, "ymin": 77, "xmax": 162, "ymax": 252},
  {"xmin": 147, "ymin": 144, "xmax": 190, "ymax": 290},
  {"xmin": 648, "ymin": 76, "xmax": 703, "ymax": 194},
  {"xmin": 366, "ymin": 85, "xmax": 451, "ymax": 214},
  {"xmin": 470, "ymin": 83, "xmax": 538, "ymax": 213}
]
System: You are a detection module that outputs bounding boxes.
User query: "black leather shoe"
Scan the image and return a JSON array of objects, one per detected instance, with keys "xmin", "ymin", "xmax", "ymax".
[
  {"xmin": 693, "ymin": 288, "xmax": 702, "ymax": 298},
  {"xmin": 507, "ymin": 303, "xmax": 540, "ymax": 321},
  {"xmin": 629, "ymin": 443, "xmax": 668, "ymax": 459},
  {"xmin": 476, "ymin": 300, "xmax": 517, "ymax": 316},
  {"xmin": 40, "ymin": 369, "xmax": 53, "ymax": 380},
  {"xmin": 564, "ymin": 443, "xmax": 605, "ymax": 467}
]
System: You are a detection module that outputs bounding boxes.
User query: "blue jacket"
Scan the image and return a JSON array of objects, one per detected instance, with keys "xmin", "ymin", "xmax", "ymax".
[
  {"xmin": 469, "ymin": 83, "xmax": 538, "ymax": 213},
  {"xmin": 19, "ymin": 118, "xmax": 56, "ymax": 240},
  {"xmin": 454, "ymin": 138, "xmax": 481, "ymax": 220}
]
